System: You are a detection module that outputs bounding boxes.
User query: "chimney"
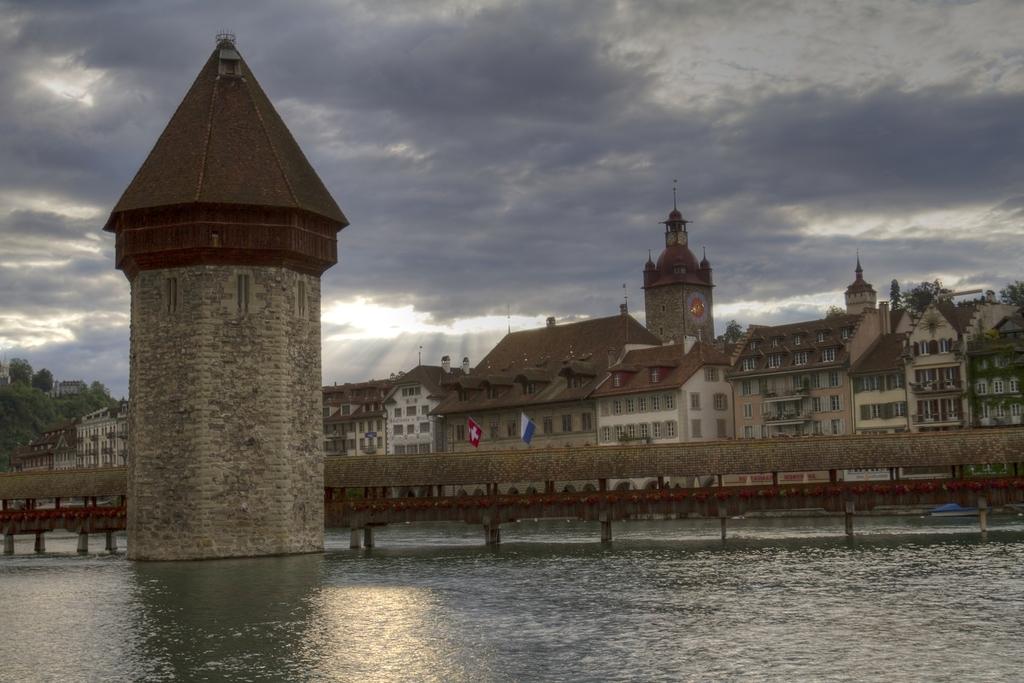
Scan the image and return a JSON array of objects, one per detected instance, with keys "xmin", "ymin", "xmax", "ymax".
[
  {"xmin": 546, "ymin": 316, "xmax": 556, "ymax": 328},
  {"xmin": 619, "ymin": 303, "xmax": 628, "ymax": 316},
  {"xmin": 985, "ymin": 290, "xmax": 995, "ymax": 303},
  {"xmin": 607, "ymin": 348, "xmax": 617, "ymax": 367},
  {"xmin": 462, "ymin": 356, "xmax": 470, "ymax": 373},
  {"xmin": 879, "ymin": 301, "xmax": 891, "ymax": 335},
  {"xmin": 441, "ymin": 355, "xmax": 451, "ymax": 373}
]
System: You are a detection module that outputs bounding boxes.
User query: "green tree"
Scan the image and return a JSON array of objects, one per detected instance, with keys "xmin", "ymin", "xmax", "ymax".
[
  {"xmin": 905, "ymin": 279, "xmax": 951, "ymax": 315},
  {"xmin": 999, "ymin": 280, "xmax": 1024, "ymax": 307},
  {"xmin": 31, "ymin": 368, "xmax": 54, "ymax": 393},
  {"xmin": 8, "ymin": 358, "xmax": 32, "ymax": 386},
  {"xmin": 889, "ymin": 279, "xmax": 903, "ymax": 310},
  {"xmin": 825, "ymin": 305, "xmax": 845, "ymax": 318},
  {"xmin": 717, "ymin": 319, "xmax": 744, "ymax": 345}
]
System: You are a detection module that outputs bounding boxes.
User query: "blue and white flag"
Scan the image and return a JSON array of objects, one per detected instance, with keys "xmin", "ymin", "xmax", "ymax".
[{"xmin": 520, "ymin": 412, "xmax": 536, "ymax": 445}]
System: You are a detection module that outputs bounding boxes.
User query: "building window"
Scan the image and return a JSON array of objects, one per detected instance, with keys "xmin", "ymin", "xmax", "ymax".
[
  {"xmin": 750, "ymin": 341, "xmax": 761, "ymax": 351},
  {"xmin": 939, "ymin": 338, "xmax": 953, "ymax": 353},
  {"xmin": 455, "ymin": 424, "xmax": 465, "ymax": 441},
  {"xmin": 615, "ymin": 425, "xmax": 625, "ymax": 441},
  {"xmin": 649, "ymin": 368, "xmax": 660, "ymax": 383},
  {"xmin": 828, "ymin": 371, "xmax": 841, "ymax": 387},
  {"xmin": 600, "ymin": 401, "xmax": 610, "ymax": 416},
  {"xmin": 816, "ymin": 331, "xmax": 826, "ymax": 343},
  {"xmin": 976, "ymin": 382, "xmax": 987, "ymax": 395},
  {"xmin": 638, "ymin": 397, "xmax": 647, "ymax": 412},
  {"xmin": 652, "ymin": 422, "xmax": 662, "ymax": 439},
  {"xmin": 714, "ymin": 393, "xmax": 728, "ymax": 410},
  {"xmin": 489, "ymin": 420, "xmax": 499, "ymax": 439},
  {"xmin": 742, "ymin": 357, "xmax": 758, "ymax": 371},
  {"xmin": 639, "ymin": 423, "xmax": 649, "ymax": 439},
  {"xmin": 626, "ymin": 398, "xmax": 636, "ymax": 413},
  {"xmin": 811, "ymin": 396, "xmax": 823, "ymax": 413},
  {"xmin": 665, "ymin": 421, "xmax": 677, "ymax": 438},
  {"xmin": 651, "ymin": 395, "xmax": 661, "ymax": 411},
  {"xmin": 422, "ymin": 405, "xmax": 430, "ymax": 415},
  {"xmin": 767, "ymin": 354, "xmax": 782, "ymax": 368},
  {"xmin": 743, "ymin": 403, "xmax": 752, "ymax": 419},
  {"xmin": 743, "ymin": 425, "xmax": 754, "ymax": 439},
  {"xmin": 993, "ymin": 380, "xmax": 1004, "ymax": 394},
  {"xmin": 1012, "ymin": 404, "xmax": 1021, "ymax": 417},
  {"xmin": 297, "ymin": 280, "xmax": 307, "ymax": 316},
  {"xmin": 561, "ymin": 414, "xmax": 573, "ymax": 432},
  {"xmin": 526, "ymin": 382, "xmax": 538, "ymax": 395},
  {"xmin": 600, "ymin": 426, "xmax": 612, "ymax": 442},
  {"xmin": 613, "ymin": 400, "xmax": 622, "ymax": 415},
  {"xmin": 506, "ymin": 421, "xmax": 516, "ymax": 437},
  {"xmin": 612, "ymin": 374, "xmax": 621, "ymax": 388},
  {"xmin": 1010, "ymin": 379, "xmax": 1020, "ymax": 393},
  {"xmin": 793, "ymin": 351, "xmax": 808, "ymax": 366},
  {"xmin": 793, "ymin": 334, "xmax": 802, "ymax": 346},
  {"xmin": 821, "ymin": 348, "xmax": 836, "ymax": 362},
  {"xmin": 830, "ymin": 395, "xmax": 842, "ymax": 411},
  {"xmin": 996, "ymin": 356, "xmax": 1009, "ymax": 368},
  {"xmin": 406, "ymin": 406, "xmax": 417, "ymax": 417},
  {"xmin": 691, "ymin": 419, "xmax": 702, "ymax": 438},
  {"xmin": 543, "ymin": 416, "xmax": 553, "ymax": 434},
  {"xmin": 704, "ymin": 367, "xmax": 719, "ymax": 381},
  {"xmin": 690, "ymin": 393, "xmax": 701, "ymax": 410},
  {"xmin": 627, "ymin": 424, "xmax": 636, "ymax": 439},
  {"xmin": 581, "ymin": 413, "xmax": 593, "ymax": 431},
  {"xmin": 393, "ymin": 408, "xmax": 401, "ymax": 418},
  {"xmin": 830, "ymin": 419, "xmax": 843, "ymax": 435},
  {"xmin": 840, "ymin": 327, "xmax": 851, "ymax": 340},
  {"xmin": 237, "ymin": 274, "xmax": 250, "ymax": 313},
  {"xmin": 665, "ymin": 394, "xmax": 675, "ymax": 409},
  {"xmin": 740, "ymin": 380, "xmax": 753, "ymax": 396},
  {"xmin": 165, "ymin": 277, "xmax": 178, "ymax": 313}
]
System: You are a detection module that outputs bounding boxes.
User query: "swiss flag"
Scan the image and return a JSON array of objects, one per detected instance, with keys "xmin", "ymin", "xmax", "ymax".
[{"xmin": 467, "ymin": 417, "xmax": 482, "ymax": 448}]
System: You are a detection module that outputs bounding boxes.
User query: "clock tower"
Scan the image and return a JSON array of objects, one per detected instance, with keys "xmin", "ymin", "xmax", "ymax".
[{"xmin": 643, "ymin": 200, "xmax": 714, "ymax": 344}]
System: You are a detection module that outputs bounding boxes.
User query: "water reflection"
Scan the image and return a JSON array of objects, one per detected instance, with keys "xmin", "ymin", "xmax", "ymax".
[{"xmin": 128, "ymin": 554, "xmax": 323, "ymax": 680}]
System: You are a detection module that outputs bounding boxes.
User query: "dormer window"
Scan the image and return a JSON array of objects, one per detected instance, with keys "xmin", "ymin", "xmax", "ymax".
[
  {"xmin": 741, "ymin": 357, "xmax": 757, "ymax": 371},
  {"xmin": 612, "ymin": 373, "xmax": 621, "ymax": 388},
  {"xmin": 793, "ymin": 334, "xmax": 802, "ymax": 346},
  {"xmin": 816, "ymin": 331, "xmax": 826, "ymax": 343},
  {"xmin": 840, "ymin": 327, "xmax": 851, "ymax": 340},
  {"xmin": 821, "ymin": 347, "xmax": 836, "ymax": 362},
  {"xmin": 526, "ymin": 382, "xmax": 538, "ymax": 395},
  {"xmin": 673, "ymin": 265, "xmax": 686, "ymax": 275},
  {"xmin": 486, "ymin": 386, "xmax": 500, "ymax": 399},
  {"xmin": 649, "ymin": 368, "xmax": 660, "ymax": 383},
  {"xmin": 749, "ymin": 340, "xmax": 760, "ymax": 351}
]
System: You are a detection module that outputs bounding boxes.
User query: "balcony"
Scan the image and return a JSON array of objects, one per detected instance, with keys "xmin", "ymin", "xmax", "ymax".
[
  {"xmin": 913, "ymin": 413, "xmax": 962, "ymax": 425},
  {"xmin": 764, "ymin": 412, "xmax": 812, "ymax": 425},
  {"xmin": 763, "ymin": 388, "xmax": 808, "ymax": 404},
  {"xmin": 909, "ymin": 381, "xmax": 961, "ymax": 394}
]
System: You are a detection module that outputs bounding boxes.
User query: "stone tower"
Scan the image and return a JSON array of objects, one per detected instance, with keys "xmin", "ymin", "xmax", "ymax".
[
  {"xmin": 104, "ymin": 35, "xmax": 348, "ymax": 560},
  {"xmin": 643, "ymin": 201, "xmax": 714, "ymax": 344},
  {"xmin": 844, "ymin": 255, "xmax": 877, "ymax": 315}
]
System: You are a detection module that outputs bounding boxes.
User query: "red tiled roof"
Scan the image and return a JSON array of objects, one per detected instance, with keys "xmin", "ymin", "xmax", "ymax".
[
  {"xmin": 729, "ymin": 313, "xmax": 862, "ymax": 376},
  {"xmin": 433, "ymin": 313, "xmax": 661, "ymax": 414},
  {"xmin": 592, "ymin": 342, "xmax": 732, "ymax": 397},
  {"xmin": 850, "ymin": 333, "xmax": 907, "ymax": 374},
  {"xmin": 105, "ymin": 39, "xmax": 347, "ymax": 228}
]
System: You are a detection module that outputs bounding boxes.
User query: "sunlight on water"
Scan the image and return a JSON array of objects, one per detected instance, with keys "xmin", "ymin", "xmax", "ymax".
[{"xmin": 1, "ymin": 518, "xmax": 1022, "ymax": 681}]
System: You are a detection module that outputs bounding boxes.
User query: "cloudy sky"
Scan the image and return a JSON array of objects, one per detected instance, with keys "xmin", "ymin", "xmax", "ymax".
[{"xmin": 1, "ymin": 0, "xmax": 1022, "ymax": 397}]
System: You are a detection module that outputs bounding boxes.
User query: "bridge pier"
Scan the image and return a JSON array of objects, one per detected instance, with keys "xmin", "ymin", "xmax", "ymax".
[
  {"xmin": 718, "ymin": 507, "xmax": 728, "ymax": 540},
  {"xmin": 350, "ymin": 528, "xmax": 362, "ymax": 549},
  {"xmin": 3, "ymin": 533, "xmax": 12, "ymax": 555},
  {"xmin": 77, "ymin": 532, "xmax": 89, "ymax": 554},
  {"xmin": 105, "ymin": 531, "xmax": 117, "ymax": 553},
  {"xmin": 600, "ymin": 513, "xmax": 612, "ymax": 544},
  {"xmin": 363, "ymin": 526, "xmax": 375, "ymax": 548},
  {"xmin": 34, "ymin": 532, "xmax": 46, "ymax": 553},
  {"xmin": 844, "ymin": 501, "xmax": 855, "ymax": 537},
  {"xmin": 978, "ymin": 497, "xmax": 988, "ymax": 534},
  {"xmin": 484, "ymin": 523, "xmax": 501, "ymax": 546}
]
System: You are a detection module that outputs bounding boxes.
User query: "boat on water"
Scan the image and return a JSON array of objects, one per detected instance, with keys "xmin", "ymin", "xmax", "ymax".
[{"xmin": 929, "ymin": 503, "xmax": 979, "ymax": 517}]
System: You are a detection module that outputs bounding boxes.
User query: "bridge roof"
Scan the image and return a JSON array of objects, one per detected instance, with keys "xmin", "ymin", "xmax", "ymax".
[
  {"xmin": 325, "ymin": 428, "xmax": 1024, "ymax": 487},
  {"xmin": 0, "ymin": 467, "xmax": 126, "ymax": 500}
]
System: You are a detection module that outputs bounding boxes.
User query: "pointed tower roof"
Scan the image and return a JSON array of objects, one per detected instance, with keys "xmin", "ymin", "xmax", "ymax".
[{"xmin": 105, "ymin": 35, "xmax": 347, "ymax": 228}]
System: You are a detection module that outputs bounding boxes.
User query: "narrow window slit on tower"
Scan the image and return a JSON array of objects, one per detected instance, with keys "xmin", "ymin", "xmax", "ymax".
[
  {"xmin": 298, "ymin": 280, "xmax": 307, "ymax": 316},
  {"xmin": 165, "ymin": 277, "xmax": 178, "ymax": 313},
  {"xmin": 237, "ymin": 274, "xmax": 250, "ymax": 313}
]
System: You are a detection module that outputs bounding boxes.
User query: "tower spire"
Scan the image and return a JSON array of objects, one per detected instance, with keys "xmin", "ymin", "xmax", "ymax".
[{"xmin": 672, "ymin": 178, "xmax": 678, "ymax": 211}]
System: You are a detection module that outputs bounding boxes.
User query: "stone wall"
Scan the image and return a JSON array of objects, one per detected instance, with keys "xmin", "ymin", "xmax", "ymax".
[
  {"xmin": 644, "ymin": 284, "xmax": 714, "ymax": 344},
  {"xmin": 128, "ymin": 265, "xmax": 323, "ymax": 560}
]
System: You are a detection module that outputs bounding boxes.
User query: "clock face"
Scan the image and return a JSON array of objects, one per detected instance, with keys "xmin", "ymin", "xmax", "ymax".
[{"xmin": 688, "ymin": 291, "xmax": 707, "ymax": 323}]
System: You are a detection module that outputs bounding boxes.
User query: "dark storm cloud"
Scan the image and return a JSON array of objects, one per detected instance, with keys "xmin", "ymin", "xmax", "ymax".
[{"xmin": 1, "ymin": 0, "xmax": 1022, "ymax": 390}]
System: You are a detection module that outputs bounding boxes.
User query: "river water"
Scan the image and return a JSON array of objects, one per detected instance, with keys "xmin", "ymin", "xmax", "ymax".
[{"xmin": 1, "ymin": 515, "xmax": 1022, "ymax": 682}]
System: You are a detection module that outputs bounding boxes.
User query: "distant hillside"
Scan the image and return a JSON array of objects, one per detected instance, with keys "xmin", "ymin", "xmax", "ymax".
[{"xmin": 0, "ymin": 383, "xmax": 119, "ymax": 470}]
